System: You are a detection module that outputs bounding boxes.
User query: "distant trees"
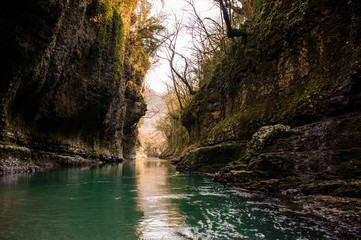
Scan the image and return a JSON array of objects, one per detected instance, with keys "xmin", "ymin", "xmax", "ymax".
[
  {"xmin": 153, "ymin": 0, "xmax": 261, "ymax": 158},
  {"xmin": 137, "ymin": 88, "xmax": 168, "ymax": 157},
  {"xmin": 155, "ymin": 85, "xmax": 189, "ymax": 158},
  {"xmin": 161, "ymin": 0, "xmax": 256, "ymax": 103}
]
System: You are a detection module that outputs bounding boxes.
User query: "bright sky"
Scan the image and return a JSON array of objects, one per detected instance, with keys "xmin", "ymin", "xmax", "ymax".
[{"xmin": 145, "ymin": 0, "xmax": 219, "ymax": 93}]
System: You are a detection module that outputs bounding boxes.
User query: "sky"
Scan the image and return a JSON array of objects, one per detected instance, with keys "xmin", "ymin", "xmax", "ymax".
[{"xmin": 145, "ymin": 0, "xmax": 219, "ymax": 93}]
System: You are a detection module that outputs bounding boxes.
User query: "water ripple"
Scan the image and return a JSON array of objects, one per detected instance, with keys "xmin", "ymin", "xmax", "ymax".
[{"xmin": 0, "ymin": 158, "xmax": 350, "ymax": 240}]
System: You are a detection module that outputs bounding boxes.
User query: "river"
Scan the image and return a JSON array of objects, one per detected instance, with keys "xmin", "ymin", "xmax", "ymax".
[{"xmin": 0, "ymin": 158, "xmax": 342, "ymax": 239}]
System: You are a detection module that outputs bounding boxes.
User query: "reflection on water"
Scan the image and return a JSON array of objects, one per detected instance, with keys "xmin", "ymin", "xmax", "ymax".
[
  {"xmin": 135, "ymin": 158, "xmax": 186, "ymax": 239},
  {"xmin": 0, "ymin": 158, "xmax": 345, "ymax": 239}
]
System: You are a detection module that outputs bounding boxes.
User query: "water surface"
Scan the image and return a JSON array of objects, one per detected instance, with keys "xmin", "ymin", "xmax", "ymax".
[{"xmin": 0, "ymin": 158, "xmax": 341, "ymax": 239}]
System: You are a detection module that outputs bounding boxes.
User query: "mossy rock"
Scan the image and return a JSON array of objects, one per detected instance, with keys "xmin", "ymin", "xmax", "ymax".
[
  {"xmin": 302, "ymin": 181, "xmax": 361, "ymax": 198},
  {"xmin": 177, "ymin": 141, "xmax": 247, "ymax": 173},
  {"xmin": 247, "ymin": 177, "xmax": 301, "ymax": 193},
  {"xmin": 332, "ymin": 182, "xmax": 361, "ymax": 198},
  {"xmin": 335, "ymin": 148, "xmax": 361, "ymax": 179},
  {"xmin": 246, "ymin": 124, "xmax": 296, "ymax": 154},
  {"xmin": 248, "ymin": 153, "xmax": 293, "ymax": 178}
]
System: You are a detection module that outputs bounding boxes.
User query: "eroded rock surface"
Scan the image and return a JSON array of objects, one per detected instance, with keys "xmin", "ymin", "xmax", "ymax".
[
  {"xmin": 0, "ymin": 0, "xmax": 147, "ymax": 174},
  {"xmin": 178, "ymin": 0, "xmax": 361, "ymax": 234}
]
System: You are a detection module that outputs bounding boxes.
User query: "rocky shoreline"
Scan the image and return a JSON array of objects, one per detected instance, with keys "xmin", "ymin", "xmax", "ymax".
[
  {"xmin": 174, "ymin": 114, "xmax": 361, "ymax": 237},
  {"xmin": 174, "ymin": 2, "xmax": 361, "ymax": 227},
  {"xmin": 239, "ymin": 186, "xmax": 361, "ymax": 239},
  {"xmin": 0, "ymin": 143, "xmax": 117, "ymax": 176},
  {"xmin": 174, "ymin": 163, "xmax": 361, "ymax": 238}
]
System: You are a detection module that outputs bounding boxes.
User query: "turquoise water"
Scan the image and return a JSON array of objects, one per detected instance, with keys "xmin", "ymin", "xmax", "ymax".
[{"xmin": 0, "ymin": 158, "xmax": 341, "ymax": 239}]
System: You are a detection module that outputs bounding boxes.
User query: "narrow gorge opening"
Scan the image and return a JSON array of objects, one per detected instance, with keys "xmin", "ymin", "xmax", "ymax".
[{"xmin": 1, "ymin": 0, "xmax": 360, "ymax": 238}]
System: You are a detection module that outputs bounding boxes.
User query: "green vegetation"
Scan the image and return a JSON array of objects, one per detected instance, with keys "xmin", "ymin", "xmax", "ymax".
[
  {"xmin": 302, "ymin": 182, "xmax": 361, "ymax": 198},
  {"xmin": 54, "ymin": 0, "xmax": 68, "ymax": 9},
  {"xmin": 158, "ymin": 115, "xmax": 189, "ymax": 159},
  {"xmin": 88, "ymin": 139, "xmax": 100, "ymax": 159},
  {"xmin": 96, "ymin": 0, "xmax": 129, "ymax": 81},
  {"xmin": 96, "ymin": 0, "xmax": 164, "ymax": 83}
]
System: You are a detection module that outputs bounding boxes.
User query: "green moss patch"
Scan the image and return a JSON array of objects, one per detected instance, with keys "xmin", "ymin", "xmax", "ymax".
[{"xmin": 96, "ymin": 0, "xmax": 127, "ymax": 81}]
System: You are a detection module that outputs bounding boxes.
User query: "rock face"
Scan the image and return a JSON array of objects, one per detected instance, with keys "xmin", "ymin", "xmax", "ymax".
[
  {"xmin": 177, "ymin": 0, "xmax": 361, "ymax": 232},
  {"xmin": 0, "ymin": 0, "xmax": 147, "ymax": 174},
  {"xmin": 175, "ymin": 141, "xmax": 247, "ymax": 173},
  {"xmin": 180, "ymin": 0, "xmax": 361, "ymax": 185}
]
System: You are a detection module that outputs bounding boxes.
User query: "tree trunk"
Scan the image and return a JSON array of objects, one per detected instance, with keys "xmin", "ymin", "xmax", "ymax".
[{"xmin": 219, "ymin": 0, "xmax": 248, "ymax": 42}]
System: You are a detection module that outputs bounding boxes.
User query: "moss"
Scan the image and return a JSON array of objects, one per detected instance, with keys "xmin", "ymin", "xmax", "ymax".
[
  {"xmin": 256, "ymin": 0, "xmax": 266, "ymax": 12},
  {"xmin": 210, "ymin": 101, "xmax": 272, "ymax": 139},
  {"xmin": 332, "ymin": 182, "xmax": 361, "ymax": 198},
  {"xmin": 246, "ymin": 124, "xmax": 296, "ymax": 156},
  {"xmin": 177, "ymin": 142, "xmax": 247, "ymax": 173},
  {"xmin": 88, "ymin": 139, "xmax": 100, "ymax": 159},
  {"xmin": 211, "ymin": 112, "xmax": 234, "ymax": 136},
  {"xmin": 333, "ymin": 148, "xmax": 361, "ymax": 178},
  {"xmin": 248, "ymin": 178, "xmax": 300, "ymax": 192},
  {"xmin": 302, "ymin": 182, "xmax": 361, "ymax": 198},
  {"xmin": 96, "ymin": 0, "xmax": 128, "ymax": 82},
  {"xmin": 54, "ymin": 0, "xmax": 68, "ymax": 9},
  {"xmin": 207, "ymin": 45, "xmax": 340, "ymax": 140},
  {"xmin": 111, "ymin": 11, "xmax": 125, "ymax": 80},
  {"xmin": 161, "ymin": 117, "xmax": 189, "ymax": 159}
]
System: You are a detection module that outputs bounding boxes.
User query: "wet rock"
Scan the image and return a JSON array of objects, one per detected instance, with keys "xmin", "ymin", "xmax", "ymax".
[
  {"xmin": 299, "ymin": 195, "xmax": 361, "ymax": 235},
  {"xmin": 0, "ymin": 144, "xmax": 39, "ymax": 175},
  {"xmin": 302, "ymin": 181, "xmax": 361, "ymax": 198}
]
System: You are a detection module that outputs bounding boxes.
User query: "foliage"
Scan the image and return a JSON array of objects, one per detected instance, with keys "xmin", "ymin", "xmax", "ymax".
[
  {"xmin": 157, "ymin": 87, "xmax": 189, "ymax": 159},
  {"xmin": 96, "ymin": 0, "xmax": 133, "ymax": 80},
  {"xmin": 95, "ymin": 0, "xmax": 165, "ymax": 82},
  {"xmin": 128, "ymin": 0, "xmax": 165, "ymax": 60},
  {"xmin": 185, "ymin": 0, "xmax": 232, "ymax": 87},
  {"xmin": 157, "ymin": 0, "xmax": 262, "ymax": 158},
  {"xmin": 125, "ymin": 0, "xmax": 166, "ymax": 87}
]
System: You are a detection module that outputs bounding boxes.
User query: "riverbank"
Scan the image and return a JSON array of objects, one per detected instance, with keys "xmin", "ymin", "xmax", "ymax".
[
  {"xmin": 0, "ymin": 143, "xmax": 104, "ymax": 175},
  {"xmin": 174, "ymin": 160, "xmax": 361, "ymax": 238},
  {"xmin": 0, "ymin": 157, "xmax": 355, "ymax": 239},
  {"xmin": 170, "ymin": 0, "xmax": 361, "ymax": 236},
  {"xmin": 173, "ymin": 115, "xmax": 361, "ymax": 237}
]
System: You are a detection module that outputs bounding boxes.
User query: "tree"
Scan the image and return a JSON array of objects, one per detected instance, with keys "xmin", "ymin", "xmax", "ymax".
[
  {"xmin": 184, "ymin": 0, "xmax": 230, "ymax": 86},
  {"xmin": 127, "ymin": 0, "xmax": 166, "ymax": 71},
  {"xmin": 163, "ymin": 19, "xmax": 198, "ymax": 98},
  {"xmin": 216, "ymin": 0, "xmax": 250, "ymax": 41}
]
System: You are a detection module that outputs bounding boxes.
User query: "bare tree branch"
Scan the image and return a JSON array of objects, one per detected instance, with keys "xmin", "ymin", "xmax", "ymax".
[{"xmin": 217, "ymin": 0, "xmax": 248, "ymax": 41}]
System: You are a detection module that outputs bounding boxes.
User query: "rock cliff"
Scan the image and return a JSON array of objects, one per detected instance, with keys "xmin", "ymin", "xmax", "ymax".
[
  {"xmin": 0, "ymin": 0, "xmax": 147, "ymax": 174},
  {"xmin": 178, "ymin": 0, "xmax": 361, "ymax": 231}
]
